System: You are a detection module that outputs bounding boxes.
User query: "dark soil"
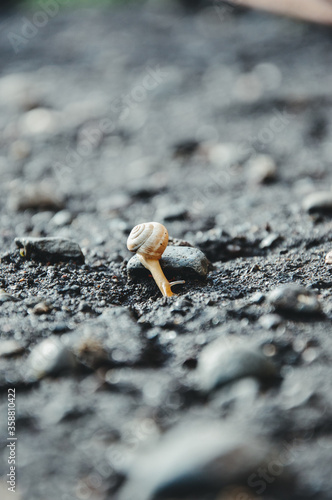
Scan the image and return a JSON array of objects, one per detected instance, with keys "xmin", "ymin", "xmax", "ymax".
[{"xmin": 0, "ymin": 3, "xmax": 332, "ymax": 500}]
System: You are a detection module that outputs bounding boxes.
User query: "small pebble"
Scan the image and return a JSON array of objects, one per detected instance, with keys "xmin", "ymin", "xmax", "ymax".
[
  {"xmin": 197, "ymin": 339, "xmax": 277, "ymax": 392},
  {"xmin": 262, "ymin": 343, "xmax": 277, "ymax": 357},
  {"xmin": 247, "ymin": 154, "xmax": 277, "ymax": 184},
  {"xmin": 325, "ymin": 250, "xmax": 332, "ymax": 264},
  {"xmin": 127, "ymin": 246, "xmax": 209, "ymax": 280},
  {"xmin": 26, "ymin": 337, "xmax": 76, "ymax": 381},
  {"xmin": 259, "ymin": 233, "xmax": 282, "ymax": 249},
  {"xmin": 8, "ymin": 183, "xmax": 65, "ymax": 212},
  {"xmin": 50, "ymin": 323, "xmax": 70, "ymax": 334},
  {"xmin": 118, "ymin": 419, "xmax": 276, "ymax": 500},
  {"xmin": 15, "ymin": 237, "xmax": 85, "ymax": 264},
  {"xmin": 281, "ymin": 375, "xmax": 314, "ymax": 410},
  {"xmin": 30, "ymin": 301, "xmax": 51, "ymax": 315},
  {"xmin": 302, "ymin": 191, "xmax": 332, "ymax": 214},
  {"xmin": 50, "ymin": 210, "xmax": 72, "ymax": 227},
  {"xmin": 250, "ymin": 292, "xmax": 265, "ymax": 304},
  {"xmin": 267, "ymin": 284, "xmax": 321, "ymax": 315},
  {"xmin": 0, "ymin": 340, "xmax": 25, "ymax": 358},
  {"xmin": 302, "ymin": 347, "xmax": 318, "ymax": 364},
  {"xmin": 206, "ymin": 142, "xmax": 244, "ymax": 167},
  {"xmin": 259, "ymin": 313, "xmax": 283, "ymax": 329}
]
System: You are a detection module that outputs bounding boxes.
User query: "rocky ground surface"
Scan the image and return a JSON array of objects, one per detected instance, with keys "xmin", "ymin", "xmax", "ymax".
[{"xmin": 0, "ymin": 3, "xmax": 332, "ymax": 500}]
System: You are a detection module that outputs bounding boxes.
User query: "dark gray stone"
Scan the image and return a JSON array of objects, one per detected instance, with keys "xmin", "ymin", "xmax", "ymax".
[
  {"xmin": 302, "ymin": 191, "xmax": 332, "ymax": 214},
  {"xmin": 50, "ymin": 210, "xmax": 73, "ymax": 227},
  {"xmin": 118, "ymin": 420, "xmax": 277, "ymax": 500},
  {"xmin": 156, "ymin": 204, "xmax": 188, "ymax": 222},
  {"xmin": 259, "ymin": 233, "xmax": 282, "ymax": 249},
  {"xmin": 127, "ymin": 246, "xmax": 209, "ymax": 280},
  {"xmin": 0, "ymin": 340, "xmax": 24, "ymax": 358},
  {"xmin": 267, "ymin": 284, "xmax": 321, "ymax": 314},
  {"xmin": 247, "ymin": 154, "xmax": 277, "ymax": 184},
  {"xmin": 259, "ymin": 313, "xmax": 283, "ymax": 329},
  {"xmin": 197, "ymin": 339, "xmax": 277, "ymax": 392},
  {"xmin": 15, "ymin": 236, "xmax": 85, "ymax": 264}
]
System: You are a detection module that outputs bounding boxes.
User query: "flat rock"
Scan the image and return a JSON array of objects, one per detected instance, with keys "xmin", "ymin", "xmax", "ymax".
[
  {"xmin": 127, "ymin": 246, "xmax": 209, "ymax": 280},
  {"xmin": 118, "ymin": 420, "xmax": 279, "ymax": 500},
  {"xmin": 197, "ymin": 339, "xmax": 277, "ymax": 393},
  {"xmin": 267, "ymin": 284, "xmax": 322, "ymax": 315},
  {"xmin": 50, "ymin": 210, "xmax": 73, "ymax": 227},
  {"xmin": 259, "ymin": 233, "xmax": 282, "ymax": 249},
  {"xmin": 15, "ymin": 236, "xmax": 84, "ymax": 264},
  {"xmin": 302, "ymin": 191, "xmax": 332, "ymax": 214}
]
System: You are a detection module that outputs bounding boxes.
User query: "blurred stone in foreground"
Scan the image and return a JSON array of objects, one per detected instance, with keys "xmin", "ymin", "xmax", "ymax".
[
  {"xmin": 197, "ymin": 338, "xmax": 277, "ymax": 392},
  {"xmin": 118, "ymin": 419, "xmax": 292, "ymax": 500}
]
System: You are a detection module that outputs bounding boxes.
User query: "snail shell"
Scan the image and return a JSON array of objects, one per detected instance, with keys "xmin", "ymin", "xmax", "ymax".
[{"xmin": 127, "ymin": 222, "xmax": 168, "ymax": 260}]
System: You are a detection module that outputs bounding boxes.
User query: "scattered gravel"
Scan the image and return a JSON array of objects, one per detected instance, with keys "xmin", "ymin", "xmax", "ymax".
[{"xmin": 302, "ymin": 191, "xmax": 332, "ymax": 214}]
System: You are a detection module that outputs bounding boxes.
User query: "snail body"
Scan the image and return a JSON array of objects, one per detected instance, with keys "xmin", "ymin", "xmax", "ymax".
[{"xmin": 127, "ymin": 222, "xmax": 184, "ymax": 297}]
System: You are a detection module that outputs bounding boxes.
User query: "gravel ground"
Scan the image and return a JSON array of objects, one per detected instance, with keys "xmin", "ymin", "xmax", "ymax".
[{"xmin": 0, "ymin": 3, "xmax": 332, "ymax": 500}]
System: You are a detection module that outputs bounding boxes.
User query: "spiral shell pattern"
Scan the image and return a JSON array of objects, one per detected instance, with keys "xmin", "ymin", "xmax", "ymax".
[{"xmin": 127, "ymin": 222, "xmax": 168, "ymax": 260}]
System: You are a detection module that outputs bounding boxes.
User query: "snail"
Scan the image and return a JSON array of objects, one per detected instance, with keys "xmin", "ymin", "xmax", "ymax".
[{"xmin": 127, "ymin": 222, "xmax": 185, "ymax": 297}]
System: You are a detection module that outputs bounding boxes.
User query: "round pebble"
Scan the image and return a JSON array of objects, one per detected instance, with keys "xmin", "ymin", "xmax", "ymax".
[
  {"xmin": 247, "ymin": 154, "xmax": 277, "ymax": 184},
  {"xmin": 325, "ymin": 250, "xmax": 332, "ymax": 264},
  {"xmin": 302, "ymin": 191, "xmax": 332, "ymax": 214},
  {"xmin": 267, "ymin": 284, "xmax": 321, "ymax": 315},
  {"xmin": 197, "ymin": 338, "xmax": 277, "ymax": 392}
]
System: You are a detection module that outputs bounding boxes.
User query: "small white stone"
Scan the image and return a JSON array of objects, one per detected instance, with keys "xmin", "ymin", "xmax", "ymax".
[
  {"xmin": 325, "ymin": 250, "xmax": 332, "ymax": 264},
  {"xmin": 19, "ymin": 108, "xmax": 61, "ymax": 136},
  {"xmin": 247, "ymin": 154, "xmax": 277, "ymax": 184},
  {"xmin": 26, "ymin": 337, "xmax": 76, "ymax": 381}
]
